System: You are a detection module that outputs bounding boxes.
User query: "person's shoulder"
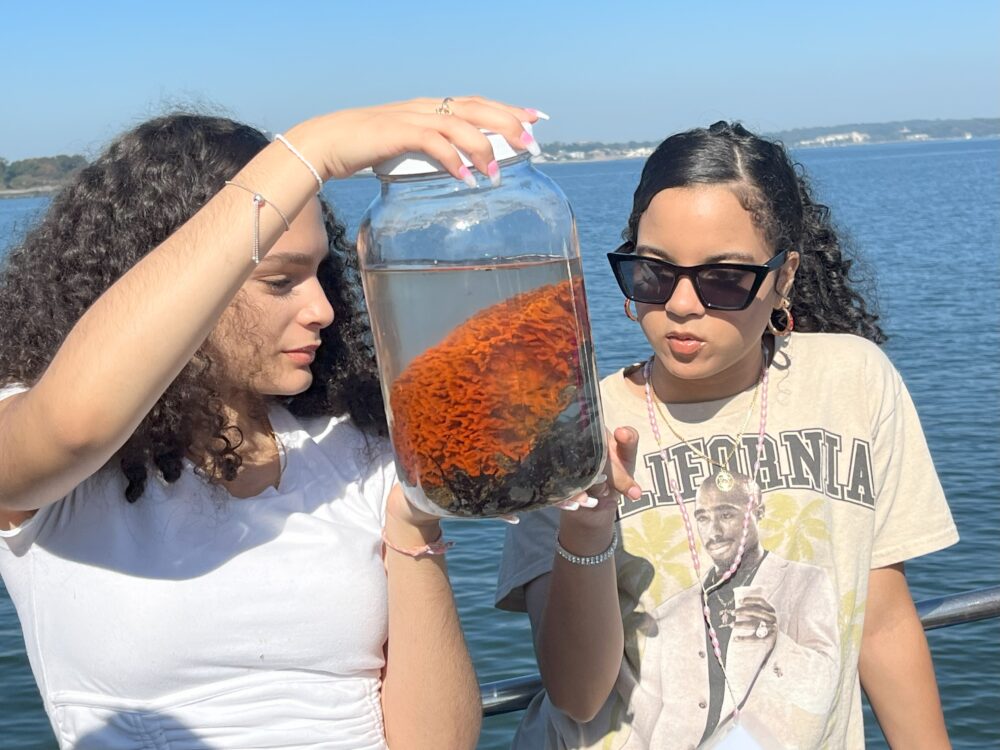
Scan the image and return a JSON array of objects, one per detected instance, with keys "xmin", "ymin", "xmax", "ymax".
[
  {"xmin": 785, "ymin": 331, "xmax": 885, "ymax": 362},
  {"xmin": 599, "ymin": 366, "xmax": 632, "ymax": 391},
  {"xmin": 285, "ymin": 409, "xmax": 393, "ymax": 469},
  {"xmin": 293, "ymin": 408, "xmax": 376, "ymax": 442},
  {"xmin": 599, "ymin": 364, "xmax": 648, "ymax": 416},
  {"xmin": 296, "ymin": 410, "xmax": 360, "ymax": 441},
  {"xmin": 784, "ymin": 332, "xmax": 898, "ymax": 382}
]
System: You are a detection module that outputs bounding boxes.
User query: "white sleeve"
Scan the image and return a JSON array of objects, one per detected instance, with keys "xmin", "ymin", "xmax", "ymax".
[
  {"xmin": 0, "ymin": 384, "xmax": 28, "ymax": 400},
  {"xmin": 865, "ymin": 356, "xmax": 959, "ymax": 568},
  {"xmin": 0, "ymin": 383, "xmax": 53, "ymax": 547}
]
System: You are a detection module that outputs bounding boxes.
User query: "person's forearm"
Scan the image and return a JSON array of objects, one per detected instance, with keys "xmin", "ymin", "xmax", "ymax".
[
  {"xmin": 0, "ymin": 141, "xmax": 318, "ymax": 510},
  {"xmin": 859, "ymin": 564, "xmax": 950, "ymax": 749},
  {"xmin": 537, "ymin": 518, "xmax": 623, "ymax": 722},
  {"xmin": 381, "ymin": 516, "xmax": 481, "ymax": 749}
]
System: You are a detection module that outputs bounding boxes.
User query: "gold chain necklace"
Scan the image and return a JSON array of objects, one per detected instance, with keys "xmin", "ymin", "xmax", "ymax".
[{"xmin": 648, "ymin": 361, "xmax": 762, "ymax": 492}]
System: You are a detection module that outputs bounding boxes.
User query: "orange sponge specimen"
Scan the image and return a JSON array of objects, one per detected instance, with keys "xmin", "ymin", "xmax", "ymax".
[{"xmin": 389, "ymin": 278, "xmax": 588, "ymax": 511}]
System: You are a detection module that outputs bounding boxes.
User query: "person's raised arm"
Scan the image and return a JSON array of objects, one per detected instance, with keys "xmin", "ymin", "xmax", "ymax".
[
  {"xmin": 0, "ymin": 98, "xmax": 537, "ymax": 518},
  {"xmin": 523, "ymin": 426, "xmax": 641, "ymax": 722}
]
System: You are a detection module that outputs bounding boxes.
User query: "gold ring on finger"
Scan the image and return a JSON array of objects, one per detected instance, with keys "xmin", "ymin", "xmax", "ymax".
[{"xmin": 435, "ymin": 97, "xmax": 455, "ymax": 115}]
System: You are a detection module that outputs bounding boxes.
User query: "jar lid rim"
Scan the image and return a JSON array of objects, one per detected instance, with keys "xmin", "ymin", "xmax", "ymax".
[{"xmin": 374, "ymin": 124, "xmax": 535, "ymax": 177}]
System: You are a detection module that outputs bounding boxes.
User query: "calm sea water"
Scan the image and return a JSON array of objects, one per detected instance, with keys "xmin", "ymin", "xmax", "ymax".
[{"xmin": 1, "ymin": 139, "xmax": 997, "ymax": 748}]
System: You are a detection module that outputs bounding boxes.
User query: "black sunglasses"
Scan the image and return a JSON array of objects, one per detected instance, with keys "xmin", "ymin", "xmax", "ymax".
[{"xmin": 607, "ymin": 245, "xmax": 789, "ymax": 311}]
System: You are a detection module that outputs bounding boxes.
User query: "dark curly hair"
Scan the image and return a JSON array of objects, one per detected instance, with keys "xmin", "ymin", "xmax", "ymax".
[
  {"xmin": 0, "ymin": 113, "xmax": 386, "ymax": 502},
  {"xmin": 624, "ymin": 120, "xmax": 885, "ymax": 343}
]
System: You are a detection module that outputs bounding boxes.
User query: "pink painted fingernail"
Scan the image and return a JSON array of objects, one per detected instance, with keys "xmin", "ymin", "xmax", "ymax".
[
  {"xmin": 487, "ymin": 159, "xmax": 501, "ymax": 187},
  {"xmin": 525, "ymin": 108, "xmax": 551, "ymax": 120},
  {"xmin": 457, "ymin": 165, "xmax": 477, "ymax": 188},
  {"xmin": 520, "ymin": 131, "xmax": 541, "ymax": 157},
  {"xmin": 627, "ymin": 485, "xmax": 642, "ymax": 500}
]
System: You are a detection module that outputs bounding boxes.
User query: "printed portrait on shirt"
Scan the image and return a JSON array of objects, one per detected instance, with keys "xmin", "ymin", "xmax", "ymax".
[{"xmin": 623, "ymin": 472, "xmax": 842, "ymax": 749}]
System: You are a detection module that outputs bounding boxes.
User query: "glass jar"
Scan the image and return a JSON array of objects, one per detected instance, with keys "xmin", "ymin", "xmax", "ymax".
[{"xmin": 357, "ymin": 133, "xmax": 606, "ymax": 518}]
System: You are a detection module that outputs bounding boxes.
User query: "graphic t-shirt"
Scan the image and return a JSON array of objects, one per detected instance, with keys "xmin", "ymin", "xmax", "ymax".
[{"xmin": 496, "ymin": 333, "xmax": 958, "ymax": 750}]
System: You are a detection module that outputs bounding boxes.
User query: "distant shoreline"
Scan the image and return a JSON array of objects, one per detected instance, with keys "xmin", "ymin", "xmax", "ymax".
[
  {"xmin": 536, "ymin": 133, "xmax": 999, "ymax": 165},
  {"xmin": 0, "ymin": 186, "xmax": 61, "ymax": 200},
  {"xmin": 3, "ymin": 133, "xmax": 998, "ymax": 199}
]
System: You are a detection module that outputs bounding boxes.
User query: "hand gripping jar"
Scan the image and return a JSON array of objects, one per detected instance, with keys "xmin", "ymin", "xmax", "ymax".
[{"xmin": 357, "ymin": 130, "xmax": 606, "ymax": 518}]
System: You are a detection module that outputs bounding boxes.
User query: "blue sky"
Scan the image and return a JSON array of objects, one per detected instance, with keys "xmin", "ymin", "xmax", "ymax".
[{"xmin": 3, "ymin": 0, "xmax": 998, "ymax": 160}]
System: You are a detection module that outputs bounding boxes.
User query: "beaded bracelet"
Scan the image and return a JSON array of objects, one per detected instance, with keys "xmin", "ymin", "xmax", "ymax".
[
  {"xmin": 382, "ymin": 528, "xmax": 454, "ymax": 558},
  {"xmin": 275, "ymin": 134, "xmax": 324, "ymax": 194},
  {"xmin": 556, "ymin": 527, "xmax": 618, "ymax": 566},
  {"xmin": 223, "ymin": 181, "xmax": 290, "ymax": 264}
]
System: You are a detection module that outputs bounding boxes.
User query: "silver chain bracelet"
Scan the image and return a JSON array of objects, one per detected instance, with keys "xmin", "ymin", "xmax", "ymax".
[{"xmin": 556, "ymin": 527, "xmax": 619, "ymax": 566}]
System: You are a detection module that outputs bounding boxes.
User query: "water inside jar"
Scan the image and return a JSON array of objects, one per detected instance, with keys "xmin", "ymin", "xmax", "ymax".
[{"xmin": 365, "ymin": 256, "xmax": 605, "ymax": 516}]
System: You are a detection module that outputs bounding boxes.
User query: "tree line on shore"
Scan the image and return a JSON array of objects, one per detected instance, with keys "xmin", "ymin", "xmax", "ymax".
[{"xmin": 0, "ymin": 155, "xmax": 87, "ymax": 191}]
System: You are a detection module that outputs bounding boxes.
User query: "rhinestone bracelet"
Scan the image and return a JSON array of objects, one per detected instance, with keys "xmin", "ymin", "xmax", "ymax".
[{"xmin": 556, "ymin": 527, "xmax": 618, "ymax": 566}]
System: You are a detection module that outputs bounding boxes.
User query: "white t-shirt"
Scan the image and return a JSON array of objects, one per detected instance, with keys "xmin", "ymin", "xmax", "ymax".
[
  {"xmin": 0, "ymin": 388, "xmax": 395, "ymax": 750},
  {"xmin": 496, "ymin": 333, "xmax": 959, "ymax": 750}
]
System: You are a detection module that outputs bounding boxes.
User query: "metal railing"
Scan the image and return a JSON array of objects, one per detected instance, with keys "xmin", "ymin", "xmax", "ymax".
[{"xmin": 480, "ymin": 585, "xmax": 1000, "ymax": 717}]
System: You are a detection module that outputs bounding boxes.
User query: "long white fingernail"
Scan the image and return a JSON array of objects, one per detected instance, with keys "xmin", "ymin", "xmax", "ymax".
[
  {"xmin": 525, "ymin": 108, "xmax": 551, "ymax": 121},
  {"xmin": 499, "ymin": 514, "xmax": 520, "ymax": 525},
  {"xmin": 581, "ymin": 495, "xmax": 600, "ymax": 508},
  {"xmin": 594, "ymin": 473, "xmax": 607, "ymax": 484},
  {"xmin": 487, "ymin": 160, "xmax": 501, "ymax": 187},
  {"xmin": 458, "ymin": 165, "xmax": 477, "ymax": 188},
  {"xmin": 560, "ymin": 500, "xmax": 580, "ymax": 511},
  {"xmin": 520, "ymin": 131, "xmax": 542, "ymax": 157}
]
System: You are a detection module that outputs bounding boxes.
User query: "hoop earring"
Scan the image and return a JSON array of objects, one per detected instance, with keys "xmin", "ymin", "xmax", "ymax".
[
  {"xmin": 624, "ymin": 298, "xmax": 639, "ymax": 322},
  {"xmin": 767, "ymin": 297, "xmax": 794, "ymax": 337}
]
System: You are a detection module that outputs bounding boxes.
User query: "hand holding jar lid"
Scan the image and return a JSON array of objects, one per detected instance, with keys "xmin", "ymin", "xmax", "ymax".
[{"xmin": 282, "ymin": 96, "xmax": 545, "ymax": 187}]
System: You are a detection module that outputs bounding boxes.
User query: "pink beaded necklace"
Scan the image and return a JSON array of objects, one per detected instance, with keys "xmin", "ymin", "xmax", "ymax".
[{"xmin": 642, "ymin": 347, "xmax": 770, "ymax": 720}]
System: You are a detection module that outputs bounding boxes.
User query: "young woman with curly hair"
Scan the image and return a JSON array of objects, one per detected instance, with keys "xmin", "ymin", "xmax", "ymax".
[
  {"xmin": 497, "ymin": 122, "xmax": 957, "ymax": 749},
  {"xmin": 0, "ymin": 97, "xmax": 540, "ymax": 750}
]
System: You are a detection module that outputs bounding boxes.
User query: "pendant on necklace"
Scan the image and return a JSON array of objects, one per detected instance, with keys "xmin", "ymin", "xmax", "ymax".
[{"xmin": 715, "ymin": 469, "xmax": 735, "ymax": 492}]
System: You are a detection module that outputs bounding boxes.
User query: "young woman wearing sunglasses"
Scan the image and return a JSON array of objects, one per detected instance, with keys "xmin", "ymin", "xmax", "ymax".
[{"xmin": 497, "ymin": 122, "xmax": 957, "ymax": 749}]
